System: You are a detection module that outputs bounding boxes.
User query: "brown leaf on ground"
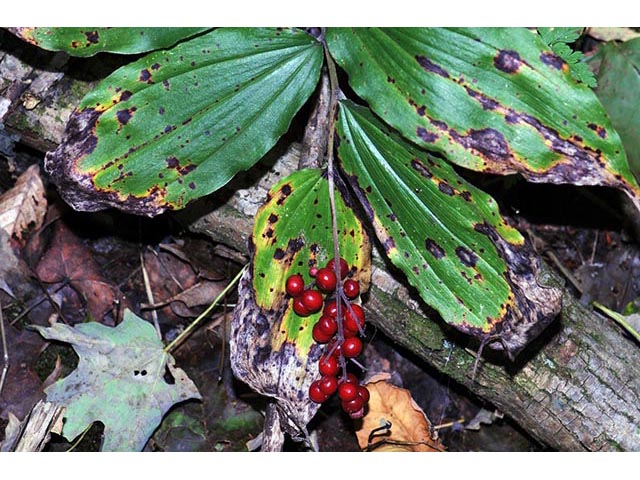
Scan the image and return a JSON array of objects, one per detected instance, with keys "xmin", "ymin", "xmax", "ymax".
[
  {"xmin": 34, "ymin": 222, "xmax": 119, "ymax": 323},
  {"xmin": 142, "ymin": 249, "xmax": 198, "ymax": 322},
  {"xmin": 588, "ymin": 27, "xmax": 640, "ymax": 42},
  {"xmin": 0, "ymin": 324, "xmax": 47, "ymax": 420},
  {"xmin": 0, "ymin": 165, "xmax": 46, "ymax": 242},
  {"xmin": 355, "ymin": 373, "xmax": 445, "ymax": 452}
]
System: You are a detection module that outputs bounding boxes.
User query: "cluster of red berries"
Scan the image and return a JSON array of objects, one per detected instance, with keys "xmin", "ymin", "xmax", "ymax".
[{"xmin": 285, "ymin": 257, "xmax": 369, "ymax": 418}]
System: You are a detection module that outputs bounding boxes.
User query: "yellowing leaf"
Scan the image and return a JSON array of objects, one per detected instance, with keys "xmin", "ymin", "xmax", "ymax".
[
  {"xmin": 0, "ymin": 165, "xmax": 46, "ymax": 240},
  {"xmin": 356, "ymin": 373, "xmax": 444, "ymax": 452}
]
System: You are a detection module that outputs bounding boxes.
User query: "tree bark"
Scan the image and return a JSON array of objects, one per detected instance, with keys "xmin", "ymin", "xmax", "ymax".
[{"xmin": 3, "ymin": 38, "xmax": 640, "ymax": 452}]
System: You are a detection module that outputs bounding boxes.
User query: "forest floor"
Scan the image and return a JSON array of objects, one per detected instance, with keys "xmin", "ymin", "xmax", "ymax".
[{"xmin": 1, "ymin": 141, "xmax": 638, "ymax": 452}]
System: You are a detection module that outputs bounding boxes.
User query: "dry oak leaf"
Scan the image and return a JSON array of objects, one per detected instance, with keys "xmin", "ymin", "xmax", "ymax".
[
  {"xmin": 356, "ymin": 373, "xmax": 444, "ymax": 452},
  {"xmin": 0, "ymin": 165, "xmax": 46, "ymax": 241}
]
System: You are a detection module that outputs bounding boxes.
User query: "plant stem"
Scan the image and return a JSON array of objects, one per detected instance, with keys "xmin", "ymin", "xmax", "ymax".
[
  {"xmin": 322, "ymin": 39, "xmax": 349, "ymax": 380},
  {"xmin": 593, "ymin": 301, "xmax": 640, "ymax": 344},
  {"xmin": 0, "ymin": 301, "xmax": 8, "ymax": 397},
  {"xmin": 164, "ymin": 264, "xmax": 248, "ymax": 354}
]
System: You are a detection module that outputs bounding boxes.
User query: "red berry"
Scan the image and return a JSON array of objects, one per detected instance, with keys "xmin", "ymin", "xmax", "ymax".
[
  {"xmin": 343, "ymin": 279, "xmax": 360, "ymax": 299},
  {"xmin": 327, "ymin": 257, "xmax": 349, "ymax": 279},
  {"xmin": 339, "ymin": 372, "xmax": 359, "ymax": 385},
  {"xmin": 309, "ymin": 267, "xmax": 318, "ymax": 278},
  {"xmin": 285, "ymin": 274, "xmax": 305, "ymax": 297},
  {"xmin": 326, "ymin": 339, "xmax": 343, "ymax": 358},
  {"xmin": 317, "ymin": 315, "xmax": 338, "ymax": 337},
  {"xmin": 342, "ymin": 337, "xmax": 363, "ymax": 358},
  {"xmin": 315, "ymin": 268, "xmax": 337, "ymax": 293},
  {"xmin": 338, "ymin": 382, "xmax": 358, "ymax": 402},
  {"xmin": 343, "ymin": 325, "xmax": 359, "ymax": 338},
  {"xmin": 342, "ymin": 396, "xmax": 365, "ymax": 413},
  {"xmin": 318, "ymin": 355, "xmax": 339, "ymax": 377},
  {"xmin": 319, "ymin": 375, "xmax": 338, "ymax": 396},
  {"xmin": 323, "ymin": 300, "xmax": 338, "ymax": 318},
  {"xmin": 292, "ymin": 297, "xmax": 310, "ymax": 316},
  {"xmin": 301, "ymin": 289, "xmax": 324, "ymax": 313},
  {"xmin": 345, "ymin": 304, "xmax": 365, "ymax": 332},
  {"xmin": 309, "ymin": 381, "xmax": 328, "ymax": 403},
  {"xmin": 357, "ymin": 385, "xmax": 370, "ymax": 403},
  {"xmin": 312, "ymin": 322, "xmax": 333, "ymax": 343}
]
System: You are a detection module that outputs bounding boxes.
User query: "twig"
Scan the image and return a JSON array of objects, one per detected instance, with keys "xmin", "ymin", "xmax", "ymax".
[
  {"xmin": 589, "ymin": 230, "xmax": 599, "ymax": 265},
  {"xmin": 433, "ymin": 417, "xmax": 465, "ymax": 430},
  {"xmin": 0, "ymin": 300, "xmax": 8, "ymax": 397},
  {"xmin": 10, "ymin": 280, "xmax": 69, "ymax": 326},
  {"xmin": 139, "ymin": 250, "xmax": 161, "ymax": 338},
  {"xmin": 545, "ymin": 250, "xmax": 584, "ymax": 295}
]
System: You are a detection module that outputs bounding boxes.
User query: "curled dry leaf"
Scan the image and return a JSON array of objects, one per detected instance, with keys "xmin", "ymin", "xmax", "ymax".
[
  {"xmin": 355, "ymin": 373, "xmax": 444, "ymax": 452},
  {"xmin": 0, "ymin": 165, "xmax": 47, "ymax": 241}
]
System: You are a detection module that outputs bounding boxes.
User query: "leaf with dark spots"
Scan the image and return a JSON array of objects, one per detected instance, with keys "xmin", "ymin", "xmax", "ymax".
[
  {"xmin": 425, "ymin": 239, "xmax": 445, "ymax": 259},
  {"xmin": 493, "ymin": 50, "xmax": 523, "ymax": 73},
  {"xmin": 46, "ymin": 28, "xmax": 323, "ymax": 217},
  {"xmin": 326, "ymin": 27, "xmax": 640, "ymax": 214},
  {"xmin": 540, "ymin": 51, "xmax": 566, "ymax": 70},
  {"xmin": 415, "ymin": 55, "xmax": 450, "ymax": 78},
  {"xmin": 417, "ymin": 127, "xmax": 438, "ymax": 143},
  {"xmin": 8, "ymin": 27, "xmax": 208, "ymax": 57},
  {"xmin": 252, "ymin": 168, "xmax": 370, "ymax": 312},
  {"xmin": 337, "ymin": 101, "xmax": 562, "ymax": 357},
  {"xmin": 455, "ymin": 246, "xmax": 478, "ymax": 268},
  {"xmin": 231, "ymin": 169, "xmax": 371, "ymax": 439}
]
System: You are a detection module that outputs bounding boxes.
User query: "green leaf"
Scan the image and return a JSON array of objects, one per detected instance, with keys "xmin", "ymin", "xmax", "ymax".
[
  {"xmin": 31, "ymin": 310, "xmax": 201, "ymax": 452},
  {"xmin": 537, "ymin": 27, "xmax": 597, "ymax": 87},
  {"xmin": 326, "ymin": 27, "xmax": 640, "ymax": 213},
  {"xmin": 231, "ymin": 168, "xmax": 370, "ymax": 436},
  {"xmin": 538, "ymin": 27, "xmax": 581, "ymax": 47},
  {"xmin": 45, "ymin": 27, "xmax": 323, "ymax": 216},
  {"xmin": 7, "ymin": 27, "xmax": 208, "ymax": 57},
  {"xmin": 336, "ymin": 100, "xmax": 562, "ymax": 357},
  {"xmin": 595, "ymin": 38, "xmax": 640, "ymax": 180}
]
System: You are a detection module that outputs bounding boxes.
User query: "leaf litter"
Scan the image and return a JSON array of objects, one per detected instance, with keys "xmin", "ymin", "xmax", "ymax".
[{"xmin": 30, "ymin": 309, "xmax": 201, "ymax": 451}]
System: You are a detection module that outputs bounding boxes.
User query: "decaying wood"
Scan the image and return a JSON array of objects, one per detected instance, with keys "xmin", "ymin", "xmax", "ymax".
[
  {"xmin": 3, "ymin": 38, "xmax": 640, "ymax": 452},
  {"xmin": 4, "ymin": 400, "xmax": 65, "ymax": 451}
]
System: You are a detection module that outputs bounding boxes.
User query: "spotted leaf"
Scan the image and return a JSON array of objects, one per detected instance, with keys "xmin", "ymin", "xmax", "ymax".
[
  {"xmin": 45, "ymin": 27, "xmax": 323, "ymax": 216},
  {"xmin": 336, "ymin": 100, "xmax": 562, "ymax": 357},
  {"xmin": 231, "ymin": 168, "xmax": 370, "ymax": 438},
  {"xmin": 8, "ymin": 27, "xmax": 208, "ymax": 57},
  {"xmin": 326, "ymin": 27, "xmax": 640, "ymax": 213}
]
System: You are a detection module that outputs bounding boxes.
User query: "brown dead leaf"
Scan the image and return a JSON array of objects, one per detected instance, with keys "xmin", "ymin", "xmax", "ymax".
[
  {"xmin": 588, "ymin": 27, "xmax": 640, "ymax": 42},
  {"xmin": 0, "ymin": 324, "xmax": 47, "ymax": 420},
  {"xmin": 0, "ymin": 165, "xmax": 46, "ymax": 242},
  {"xmin": 355, "ymin": 373, "xmax": 444, "ymax": 452},
  {"xmin": 35, "ymin": 222, "xmax": 119, "ymax": 323},
  {"xmin": 159, "ymin": 281, "xmax": 226, "ymax": 318}
]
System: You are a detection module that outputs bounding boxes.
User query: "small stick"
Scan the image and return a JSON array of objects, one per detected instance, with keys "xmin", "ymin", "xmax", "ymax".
[
  {"xmin": 0, "ymin": 300, "xmax": 8, "ymax": 397},
  {"xmin": 140, "ymin": 250, "xmax": 161, "ymax": 338}
]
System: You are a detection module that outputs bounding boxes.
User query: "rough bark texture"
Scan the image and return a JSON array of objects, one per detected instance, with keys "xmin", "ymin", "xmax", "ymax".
[
  {"xmin": 185, "ymin": 145, "xmax": 640, "ymax": 452},
  {"xmin": 3, "ymin": 37, "xmax": 640, "ymax": 451}
]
